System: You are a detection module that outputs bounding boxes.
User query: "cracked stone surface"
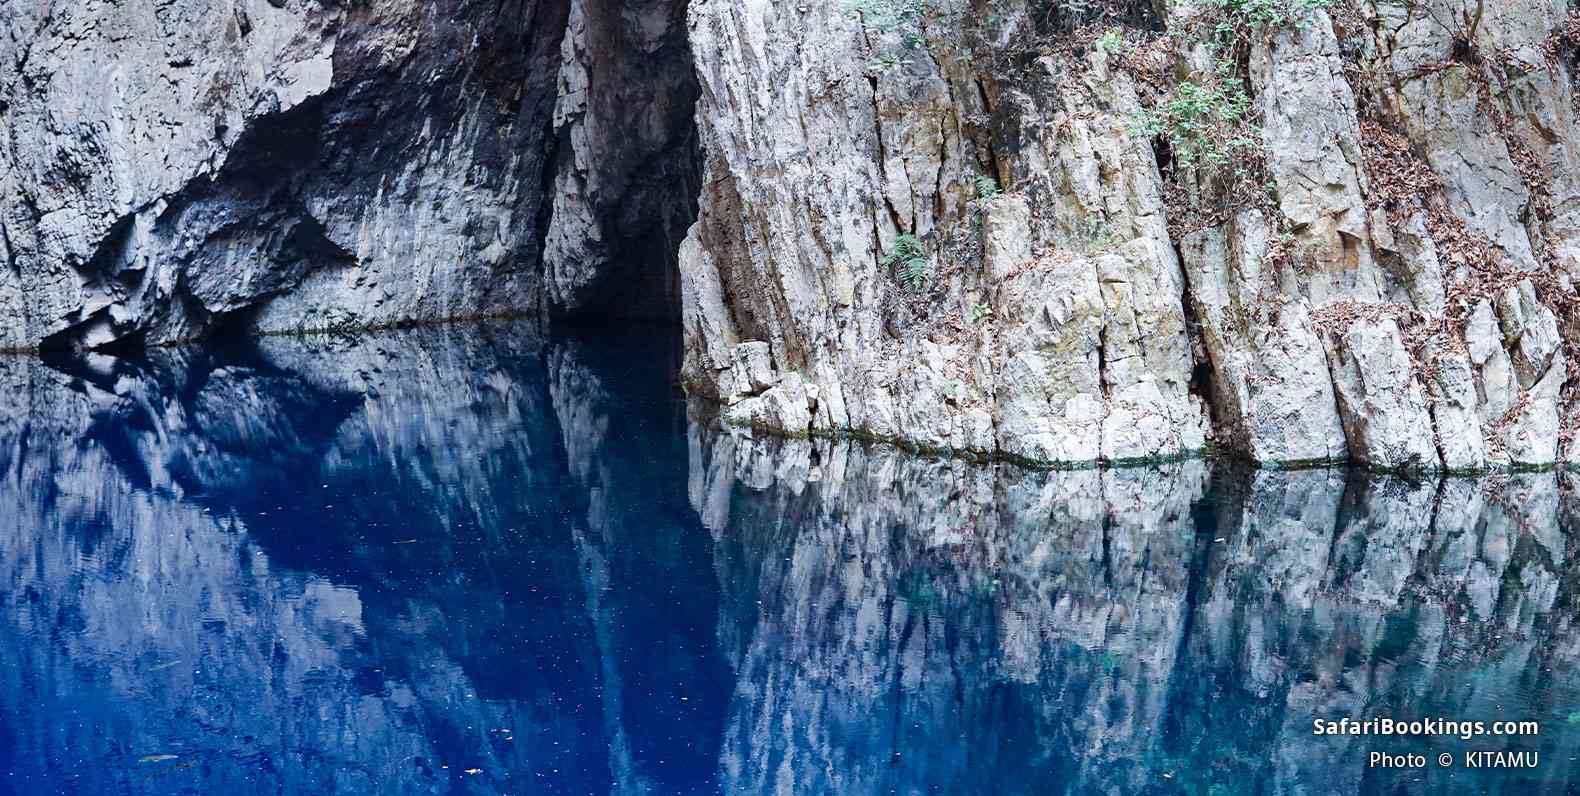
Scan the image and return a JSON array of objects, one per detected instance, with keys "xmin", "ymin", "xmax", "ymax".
[
  {"xmin": 0, "ymin": 0, "xmax": 698, "ymax": 348},
  {"xmin": 6, "ymin": 0, "xmax": 1580, "ymax": 471},
  {"xmin": 681, "ymin": 0, "xmax": 1580, "ymax": 471}
]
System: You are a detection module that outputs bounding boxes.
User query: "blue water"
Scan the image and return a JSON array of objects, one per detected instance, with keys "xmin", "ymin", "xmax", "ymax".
[{"xmin": 1, "ymin": 322, "xmax": 1578, "ymax": 795}]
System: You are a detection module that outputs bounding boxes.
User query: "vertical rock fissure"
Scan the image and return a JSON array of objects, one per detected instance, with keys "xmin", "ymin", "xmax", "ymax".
[
  {"xmin": 533, "ymin": 108, "xmax": 566, "ymax": 323},
  {"xmin": 1, "ymin": 222, "xmax": 16, "ymax": 277},
  {"xmin": 540, "ymin": 0, "xmax": 702, "ymax": 328},
  {"xmin": 1176, "ymin": 241, "xmax": 1223, "ymax": 444}
]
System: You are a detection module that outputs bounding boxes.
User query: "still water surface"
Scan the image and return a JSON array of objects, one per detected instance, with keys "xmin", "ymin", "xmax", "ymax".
[{"xmin": 1, "ymin": 322, "xmax": 1578, "ymax": 794}]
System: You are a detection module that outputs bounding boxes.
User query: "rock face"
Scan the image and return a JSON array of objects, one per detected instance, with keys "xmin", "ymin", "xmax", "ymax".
[
  {"xmin": 0, "ymin": 0, "xmax": 697, "ymax": 349},
  {"xmin": 6, "ymin": 0, "xmax": 1580, "ymax": 471},
  {"xmin": 680, "ymin": 0, "xmax": 1580, "ymax": 471},
  {"xmin": 544, "ymin": 0, "xmax": 700, "ymax": 321}
]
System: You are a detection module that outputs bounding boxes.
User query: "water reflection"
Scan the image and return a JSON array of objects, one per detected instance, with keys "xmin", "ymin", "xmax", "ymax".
[
  {"xmin": 0, "ymin": 326, "xmax": 721, "ymax": 794},
  {"xmin": 693, "ymin": 434, "xmax": 1580, "ymax": 795},
  {"xmin": 0, "ymin": 323, "xmax": 1577, "ymax": 794}
]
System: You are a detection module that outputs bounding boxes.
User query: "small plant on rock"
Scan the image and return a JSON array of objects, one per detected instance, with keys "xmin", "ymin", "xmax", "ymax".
[
  {"xmin": 1081, "ymin": 218, "xmax": 1123, "ymax": 253},
  {"xmin": 1097, "ymin": 27, "xmax": 1126, "ymax": 53},
  {"xmin": 883, "ymin": 233, "xmax": 929, "ymax": 291},
  {"xmin": 970, "ymin": 301, "xmax": 994, "ymax": 325},
  {"xmin": 847, "ymin": 0, "xmax": 931, "ymax": 43},
  {"xmin": 1207, "ymin": 0, "xmax": 1338, "ymax": 35},
  {"xmin": 1131, "ymin": 78, "xmax": 1258, "ymax": 169},
  {"xmin": 1126, "ymin": 0, "xmax": 1337, "ymax": 230},
  {"xmin": 972, "ymin": 175, "xmax": 1002, "ymax": 199},
  {"xmin": 868, "ymin": 50, "xmax": 905, "ymax": 73}
]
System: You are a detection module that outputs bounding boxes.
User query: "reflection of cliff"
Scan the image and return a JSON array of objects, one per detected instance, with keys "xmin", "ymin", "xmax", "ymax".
[
  {"xmin": 692, "ymin": 427, "xmax": 1580, "ymax": 794},
  {"xmin": 0, "ymin": 324, "xmax": 718, "ymax": 794},
  {"xmin": 546, "ymin": 337, "xmax": 734, "ymax": 794},
  {"xmin": 9, "ymin": 322, "xmax": 1580, "ymax": 794}
]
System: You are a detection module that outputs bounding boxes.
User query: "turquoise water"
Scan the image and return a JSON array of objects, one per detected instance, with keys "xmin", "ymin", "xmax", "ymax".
[{"xmin": 0, "ymin": 322, "xmax": 1577, "ymax": 794}]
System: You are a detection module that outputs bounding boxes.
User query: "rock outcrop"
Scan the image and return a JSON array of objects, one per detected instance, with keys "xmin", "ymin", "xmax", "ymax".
[
  {"xmin": 6, "ymin": 0, "xmax": 1580, "ymax": 471},
  {"xmin": 680, "ymin": 0, "xmax": 1580, "ymax": 471},
  {"xmin": 0, "ymin": 0, "xmax": 697, "ymax": 349},
  {"xmin": 544, "ymin": 0, "xmax": 701, "ymax": 321}
]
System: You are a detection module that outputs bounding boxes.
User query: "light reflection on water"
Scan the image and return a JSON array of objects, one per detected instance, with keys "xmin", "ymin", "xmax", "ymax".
[{"xmin": 0, "ymin": 321, "xmax": 1577, "ymax": 794}]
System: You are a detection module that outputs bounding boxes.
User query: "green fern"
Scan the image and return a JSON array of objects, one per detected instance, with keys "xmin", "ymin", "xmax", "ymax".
[
  {"xmin": 972, "ymin": 175, "xmax": 1001, "ymax": 199},
  {"xmin": 1209, "ymin": 0, "xmax": 1338, "ymax": 32},
  {"xmin": 1097, "ymin": 27, "xmax": 1125, "ymax": 53},
  {"xmin": 883, "ymin": 233, "xmax": 929, "ymax": 291},
  {"xmin": 845, "ymin": 0, "xmax": 930, "ymax": 36}
]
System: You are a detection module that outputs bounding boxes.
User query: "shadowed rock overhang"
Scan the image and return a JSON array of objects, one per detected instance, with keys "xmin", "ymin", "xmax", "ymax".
[{"xmin": 0, "ymin": 0, "xmax": 699, "ymax": 352}]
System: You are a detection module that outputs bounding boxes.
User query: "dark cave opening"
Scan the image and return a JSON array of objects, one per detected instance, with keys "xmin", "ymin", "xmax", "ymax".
[
  {"xmin": 23, "ymin": 0, "xmax": 700, "ymax": 355},
  {"xmin": 546, "ymin": 170, "xmax": 702, "ymax": 331},
  {"xmin": 539, "ymin": 0, "xmax": 703, "ymax": 332}
]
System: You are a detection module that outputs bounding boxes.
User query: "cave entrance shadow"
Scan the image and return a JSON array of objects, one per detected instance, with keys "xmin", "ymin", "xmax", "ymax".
[{"xmin": 540, "ymin": 0, "xmax": 702, "ymax": 333}]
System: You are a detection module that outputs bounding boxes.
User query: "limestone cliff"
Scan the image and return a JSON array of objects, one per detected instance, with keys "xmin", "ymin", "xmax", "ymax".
[
  {"xmin": 0, "ymin": 0, "xmax": 696, "ymax": 348},
  {"xmin": 681, "ymin": 0, "xmax": 1580, "ymax": 471},
  {"xmin": 6, "ymin": 0, "xmax": 1580, "ymax": 471}
]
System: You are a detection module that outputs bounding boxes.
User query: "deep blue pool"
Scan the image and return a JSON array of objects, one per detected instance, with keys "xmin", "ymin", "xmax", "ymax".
[{"xmin": 1, "ymin": 322, "xmax": 1578, "ymax": 794}]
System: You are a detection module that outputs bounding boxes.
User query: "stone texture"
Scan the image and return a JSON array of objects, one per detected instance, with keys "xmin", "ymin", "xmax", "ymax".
[
  {"xmin": 2, "ymin": 0, "xmax": 558, "ymax": 346},
  {"xmin": 680, "ymin": 0, "xmax": 1580, "ymax": 471},
  {"xmin": 543, "ymin": 0, "xmax": 699, "ymax": 320},
  {"xmin": 680, "ymin": 3, "xmax": 1209, "ymax": 465},
  {"xmin": 1181, "ymin": 210, "xmax": 1349, "ymax": 465},
  {"xmin": 0, "ymin": 0, "xmax": 697, "ymax": 349},
  {"xmin": 1324, "ymin": 317, "xmax": 1440, "ymax": 470},
  {"xmin": 6, "ymin": 0, "xmax": 1580, "ymax": 471}
]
